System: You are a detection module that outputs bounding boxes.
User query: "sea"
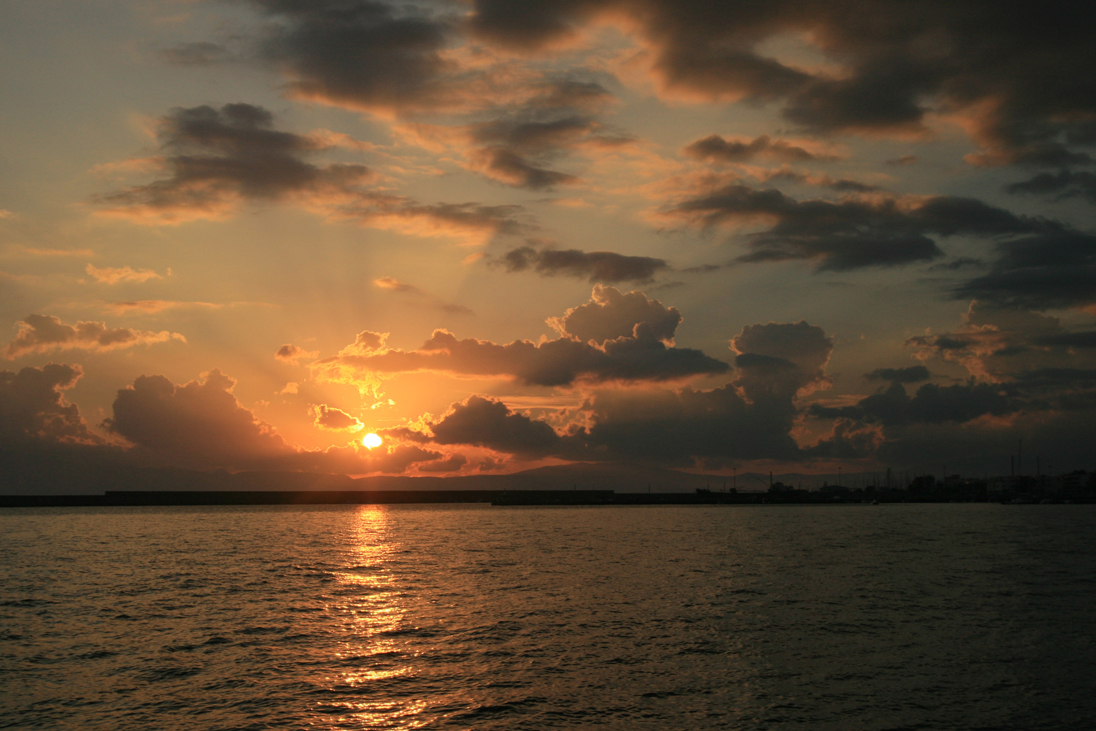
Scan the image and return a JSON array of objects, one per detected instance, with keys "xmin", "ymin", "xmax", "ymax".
[{"xmin": 1, "ymin": 503, "xmax": 1094, "ymax": 730}]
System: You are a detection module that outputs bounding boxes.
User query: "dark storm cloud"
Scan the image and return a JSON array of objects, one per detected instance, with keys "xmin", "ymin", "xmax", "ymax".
[
  {"xmin": 954, "ymin": 232, "xmax": 1096, "ymax": 310},
  {"xmin": 1006, "ymin": 170, "xmax": 1096, "ymax": 204},
  {"xmin": 468, "ymin": 0, "xmax": 1096, "ymax": 163},
  {"xmin": 683, "ymin": 134, "xmax": 837, "ymax": 164},
  {"xmin": 0, "ymin": 363, "xmax": 100, "ymax": 445},
  {"xmin": 498, "ymin": 246, "xmax": 669, "ymax": 283},
  {"xmin": 865, "ymin": 365, "xmax": 932, "ymax": 383},
  {"xmin": 663, "ymin": 184, "xmax": 1053, "ymax": 270}
]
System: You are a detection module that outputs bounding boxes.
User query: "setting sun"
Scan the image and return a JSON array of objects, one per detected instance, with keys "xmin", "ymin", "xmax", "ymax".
[{"xmin": 362, "ymin": 433, "xmax": 383, "ymax": 449}]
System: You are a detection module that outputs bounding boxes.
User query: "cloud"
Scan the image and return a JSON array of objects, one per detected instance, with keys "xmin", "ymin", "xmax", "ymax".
[
  {"xmin": 275, "ymin": 343, "xmax": 319, "ymax": 365},
  {"xmin": 104, "ymin": 369, "xmax": 289, "ymax": 467},
  {"xmin": 954, "ymin": 232, "xmax": 1096, "ymax": 310},
  {"xmin": 661, "ymin": 183, "xmax": 1053, "ymax": 270},
  {"xmin": 160, "ymin": 42, "xmax": 233, "ymax": 66},
  {"xmin": 93, "ymin": 103, "xmax": 374, "ymax": 224},
  {"xmin": 85, "ymin": 264, "xmax": 166, "ymax": 284},
  {"xmin": 394, "ymin": 395, "xmax": 566, "ymax": 458},
  {"xmin": 1006, "ymin": 170, "xmax": 1096, "ymax": 204},
  {"xmin": 311, "ymin": 404, "xmax": 364, "ymax": 431},
  {"xmin": 416, "ymin": 453, "xmax": 468, "ymax": 473},
  {"xmin": 312, "ymin": 286, "xmax": 728, "ymax": 390},
  {"xmin": 864, "ymin": 365, "xmax": 931, "ymax": 383},
  {"xmin": 731, "ymin": 321, "xmax": 833, "ymax": 393},
  {"xmin": 105, "ymin": 301, "xmax": 222, "ymax": 314},
  {"xmin": 4, "ymin": 315, "xmax": 185, "ymax": 360},
  {"xmin": 496, "ymin": 246, "xmax": 669, "ymax": 283},
  {"xmin": 683, "ymin": 134, "xmax": 839, "ymax": 164},
  {"xmin": 93, "ymin": 103, "xmax": 527, "ymax": 243},
  {"xmin": 905, "ymin": 302, "xmax": 1096, "ymax": 385},
  {"xmin": 548, "ymin": 284, "xmax": 681, "ymax": 343},
  {"xmin": 372, "ymin": 276, "xmax": 475, "ymax": 316},
  {"xmin": 809, "ymin": 380, "xmax": 1015, "ymax": 426},
  {"xmin": 103, "ymin": 368, "xmax": 440, "ymax": 473},
  {"xmin": 388, "ymin": 318, "xmax": 836, "ymax": 466},
  {"xmin": 374, "ymin": 276, "xmax": 417, "ymax": 293},
  {"xmin": 469, "ymin": 1, "xmax": 1096, "ymax": 164},
  {"xmin": 254, "ymin": 0, "xmax": 461, "ymax": 116},
  {"xmin": 1034, "ymin": 332, "xmax": 1096, "ymax": 349},
  {"xmin": 0, "ymin": 363, "xmax": 100, "ymax": 445},
  {"xmin": 465, "ymin": 112, "xmax": 629, "ymax": 189}
]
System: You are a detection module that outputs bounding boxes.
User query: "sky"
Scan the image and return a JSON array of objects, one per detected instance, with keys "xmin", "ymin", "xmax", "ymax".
[{"xmin": 3, "ymin": 0, "xmax": 1096, "ymax": 485}]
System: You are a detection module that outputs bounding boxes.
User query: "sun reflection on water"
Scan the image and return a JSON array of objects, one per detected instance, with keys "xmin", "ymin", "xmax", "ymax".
[{"xmin": 309, "ymin": 506, "xmax": 428, "ymax": 730}]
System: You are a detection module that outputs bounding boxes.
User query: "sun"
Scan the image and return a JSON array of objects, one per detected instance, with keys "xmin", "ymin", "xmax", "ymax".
[{"xmin": 362, "ymin": 433, "xmax": 383, "ymax": 449}]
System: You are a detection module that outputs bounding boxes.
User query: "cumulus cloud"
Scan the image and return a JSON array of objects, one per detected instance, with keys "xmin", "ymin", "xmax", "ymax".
[
  {"xmin": 392, "ymin": 395, "xmax": 566, "ymax": 458},
  {"xmin": 104, "ymin": 369, "xmax": 289, "ymax": 467},
  {"xmin": 4, "ymin": 315, "xmax": 185, "ymax": 360},
  {"xmin": 85, "ymin": 264, "xmax": 165, "ymax": 284},
  {"xmin": 388, "ymin": 318, "xmax": 836, "ymax": 466},
  {"xmin": 0, "ymin": 363, "xmax": 100, "ymax": 445},
  {"xmin": 311, "ymin": 404, "xmax": 364, "ymax": 431},
  {"xmin": 661, "ymin": 183, "xmax": 1054, "ymax": 270},
  {"xmin": 312, "ymin": 286, "xmax": 727, "ymax": 390},
  {"xmin": 548, "ymin": 284, "xmax": 681, "ymax": 344},
  {"xmin": 497, "ymin": 246, "xmax": 669, "ymax": 283},
  {"xmin": 275, "ymin": 343, "xmax": 319, "ymax": 365}
]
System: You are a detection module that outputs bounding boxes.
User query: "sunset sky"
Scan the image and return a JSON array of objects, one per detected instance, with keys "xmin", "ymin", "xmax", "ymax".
[{"xmin": 3, "ymin": 0, "xmax": 1095, "ymax": 482}]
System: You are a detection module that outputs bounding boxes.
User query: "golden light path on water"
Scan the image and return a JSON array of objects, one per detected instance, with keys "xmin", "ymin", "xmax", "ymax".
[{"xmin": 314, "ymin": 507, "xmax": 427, "ymax": 729}]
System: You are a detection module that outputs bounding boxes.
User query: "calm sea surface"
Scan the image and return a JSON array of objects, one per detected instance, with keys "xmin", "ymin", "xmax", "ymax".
[{"xmin": 1, "ymin": 504, "xmax": 1094, "ymax": 730}]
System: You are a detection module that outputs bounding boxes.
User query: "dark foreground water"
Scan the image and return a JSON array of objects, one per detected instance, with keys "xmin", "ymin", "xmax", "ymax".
[{"xmin": 1, "ymin": 504, "xmax": 1094, "ymax": 730}]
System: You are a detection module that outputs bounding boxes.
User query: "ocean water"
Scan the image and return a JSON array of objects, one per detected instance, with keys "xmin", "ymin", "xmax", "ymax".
[{"xmin": 1, "ymin": 503, "xmax": 1094, "ymax": 730}]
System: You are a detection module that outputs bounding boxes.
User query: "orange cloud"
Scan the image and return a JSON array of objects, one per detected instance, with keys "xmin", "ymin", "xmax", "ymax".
[
  {"xmin": 275, "ymin": 343, "xmax": 319, "ymax": 366},
  {"xmin": 85, "ymin": 264, "xmax": 165, "ymax": 284},
  {"xmin": 4, "ymin": 315, "xmax": 185, "ymax": 360}
]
